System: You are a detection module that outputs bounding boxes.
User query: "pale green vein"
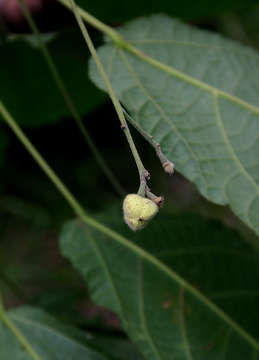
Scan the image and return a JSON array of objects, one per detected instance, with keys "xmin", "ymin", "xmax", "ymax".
[
  {"xmin": 83, "ymin": 223, "xmax": 126, "ymax": 321},
  {"xmin": 138, "ymin": 259, "xmax": 162, "ymax": 360},
  {"xmin": 118, "ymin": 49, "xmax": 197, "ymax": 160},
  {"xmin": 0, "ymin": 311, "xmax": 41, "ymax": 360},
  {"xmin": 122, "ymin": 41, "xmax": 259, "ymax": 117},
  {"xmin": 85, "ymin": 225, "xmax": 259, "ymax": 353},
  {"xmin": 118, "ymin": 49, "xmax": 207, "ymax": 191},
  {"xmin": 107, "ymin": 46, "xmax": 117, "ymax": 78},
  {"xmin": 58, "ymin": 0, "xmax": 259, "ymax": 117},
  {"xmin": 1, "ymin": 90, "xmax": 259, "ymax": 355},
  {"xmin": 179, "ymin": 288, "xmax": 193, "ymax": 360},
  {"xmin": 214, "ymin": 94, "xmax": 259, "ymax": 223},
  {"xmin": 70, "ymin": 220, "xmax": 259, "ymax": 353},
  {"xmin": 8, "ymin": 313, "xmax": 90, "ymax": 353},
  {"xmin": 129, "ymin": 39, "xmax": 225, "ymax": 50}
]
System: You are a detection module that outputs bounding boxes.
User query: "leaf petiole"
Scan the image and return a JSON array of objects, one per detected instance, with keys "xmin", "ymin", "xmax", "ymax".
[
  {"xmin": 17, "ymin": 0, "xmax": 125, "ymax": 197},
  {"xmin": 67, "ymin": 0, "xmax": 150, "ymax": 194}
]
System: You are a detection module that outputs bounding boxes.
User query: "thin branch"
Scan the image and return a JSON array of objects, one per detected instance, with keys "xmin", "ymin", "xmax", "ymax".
[
  {"xmin": 57, "ymin": 0, "xmax": 124, "ymax": 46},
  {"xmin": 1, "ymin": 100, "xmax": 259, "ymax": 351},
  {"xmin": 17, "ymin": 0, "xmax": 125, "ymax": 196},
  {"xmin": 0, "ymin": 295, "xmax": 41, "ymax": 360},
  {"xmin": 56, "ymin": 0, "xmax": 259, "ymax": 118},
  {"xmin": 123, "ymin": 109, "xmax": 174, "ymax": 175},
  {"xmin": 67, "ymin": 0, "xmax": 149, "ymax": 194},
  {"xmin": 0, "ymin": 99, "xmax": 141, "ymax": 236}
]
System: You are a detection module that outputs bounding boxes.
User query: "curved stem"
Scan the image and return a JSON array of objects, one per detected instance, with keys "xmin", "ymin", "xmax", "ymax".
[
  {"xmin": 57, "ymin": 0, "xmax": 124, "ymax": 46},
  {"xmin": 17, "ymin": 0, "xmax": 125, "ymax": 196},
  {"xmin": 0, "ymin": 101, "xmax": 87, "ymax": 222},
  {"xmin": 2, "ymin": 102, "xmax": 259, "ymax": 351},
  {"xmin": 67, "ymin": 0, "xmax": 148, "ymax": 184},
  {"xmin": 57, "ymin": 0, "xmax": 259, "ymax": 117},
  {"xmin": 0, "ymin": 293, "xmax": 41, "ymax": 360},
  {"xmin": 123, "ymin": 109, "xmax": 174, "ymax": 170},
  {"xmin": 0, "ymin": 99, "xmax": 145, "ymax": 237}
]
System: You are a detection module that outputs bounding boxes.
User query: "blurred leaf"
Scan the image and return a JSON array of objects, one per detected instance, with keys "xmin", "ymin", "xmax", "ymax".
[
  {"xmin": 60, "ymin": 211, "xmax": 259, "ymax": 360},
  {"xmin": 76, "ymin": 0, "xmax": 259, "ymax": 22},
  {"xmin": 0, "ymin": 306, "xmax": 114, "ymax": 360},
  {"xmin": 89, "ymin": 14, "xmax": 259, "ymax": 235},
  {"xmin": 0, "ymin": 29, "xmax": 105, "ymax": 127}
]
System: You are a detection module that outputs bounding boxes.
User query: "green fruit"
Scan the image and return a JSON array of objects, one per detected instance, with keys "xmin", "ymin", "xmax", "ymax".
[{"xmin": 123, "ymin": 194, "xmax": 159, "ymax": 231}]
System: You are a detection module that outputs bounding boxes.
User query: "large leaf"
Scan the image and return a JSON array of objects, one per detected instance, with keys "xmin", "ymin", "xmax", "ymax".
[
  {"xmin": 89, "ymin": 14, "xmax": 259, "ymax": 235},
  {"xmin": 0, "ymin": 30, "xmax": 105, "ymax": 127},
  {"xmin": 60, "ymin": 212, "xmax": 259, "ymax": 360},
  {"xmin": 0, "ymin": 306, "xmax": 114, "ymax": 360}
]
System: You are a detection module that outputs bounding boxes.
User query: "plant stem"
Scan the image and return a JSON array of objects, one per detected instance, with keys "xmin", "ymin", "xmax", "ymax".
[
  {"xmin": 57, "ymin": 0, "xmax": 124, "ymax": 46},
  {"xmin": 123, "ymin": 109, "xmax": 174, "ymax": 174},
  {"xmin": 17, "ymin": 0, "xmax": 125, "ymax": 197},
  {"xmin": 0, "ymin": 100, "xmax": 143, "ymax": 237},
  {"xmin": 57, "ymin": 0, "xmax": 259, "ymax": 117},
  {"xmin": 0, "ymin": 100, "xmax": 87, "ymax": 222},
  {"xmin": 67, "ymin": 0, "xmax": 148, "ymax": 185},
  {"xmin": 0, "ymin": 293, "xmax": 41, "ymax": 360},
  {"xmin": 2, "ymin": 102, "xmax": 259, "ymax": 351}
]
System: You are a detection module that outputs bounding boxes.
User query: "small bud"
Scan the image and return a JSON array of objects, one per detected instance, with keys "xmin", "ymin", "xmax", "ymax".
[
  {"xmin": 153, "ymin": 196, "xmax": 164, "ymax": 208},
  {"xmin": 163, "ymin": 160, "xmax": 174, "ymax": 175},
  {"xmin": 123, "ymin": 194, "xmax": 159, "ymax": 231}
]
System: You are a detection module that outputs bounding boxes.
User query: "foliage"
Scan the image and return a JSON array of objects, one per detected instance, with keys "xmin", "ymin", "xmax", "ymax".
[
  {"xmin": 0, "ymin": 1, "xmax": 259, "ymax": 360},
  {"xmin": 60, "ymin": 211, "xmax": 259, "ymax": 359},
  {"xmin": 89, "ymin": 14, "xmax": 259, "ymax": 236}
]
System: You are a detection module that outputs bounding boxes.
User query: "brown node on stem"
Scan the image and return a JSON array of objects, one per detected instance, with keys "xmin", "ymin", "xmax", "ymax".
[
  {"xmin": 163, "ymin": 160, "xmax": 174, "ymax": 175},
  {"xmin": 143, "ymin": 169, "xmax": 150, "ymax": 180},
  {"xmin": 153, "ymin": 196, "xmax": 164, "ymax": 208}
]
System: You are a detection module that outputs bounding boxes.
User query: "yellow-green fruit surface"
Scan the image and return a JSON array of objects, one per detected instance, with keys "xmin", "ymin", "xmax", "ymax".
[{"xmin": 123, "ymin": 194, "xmax": 159, "ymax": 231}]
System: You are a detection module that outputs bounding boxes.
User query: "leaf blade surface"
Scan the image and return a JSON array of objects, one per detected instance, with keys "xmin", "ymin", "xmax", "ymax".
[
  {"xmin": 89, "ymin": 15, "xmax": 259, "ymax": 234},
  {"xmin": 60, "ymin": 212, "xmax": 259, "ymax": 360}
]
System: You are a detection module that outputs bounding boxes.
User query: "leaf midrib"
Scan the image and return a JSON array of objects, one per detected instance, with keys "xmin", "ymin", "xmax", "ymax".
[
  {"xmin": 76, "ymin": 221, "xmax": 259, "ymax": 352},
  {"xmin": 116, "ymin": 43, "xmax": 259, "ymax": 219},
  {"xmin": 121, "ymin": 40, "xmax": 259, "ymax": 117},
  {"xmin": 117, "ymin": 48, "xmax": 259, "ymax": 208},
  {"xmin": 0, "ymin": 310, "xmax": 41, "ymax": 360},
  {"xmin": 8, "ymin": 313, "xmax": 96, "ymax": 355},
  {"xmin": 214, "ymin": 95, "xmax": 259, "ymax": 222}
]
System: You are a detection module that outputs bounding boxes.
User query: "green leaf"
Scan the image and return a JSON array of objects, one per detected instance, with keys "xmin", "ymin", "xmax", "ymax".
[
  {"xmin": 0, "ymin": 306, "xmax": 114, "ymax": 360},
  {"xmin": 0, "ymin": 30, "xmax": 105, "ymax": 127},
  {"xmin": 89, "ymin": 14, "xmax": 259, "ymax": 235},
  {"xmin": 60, "ymin": 212, "xmax": 259, "ymax": 360}
]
